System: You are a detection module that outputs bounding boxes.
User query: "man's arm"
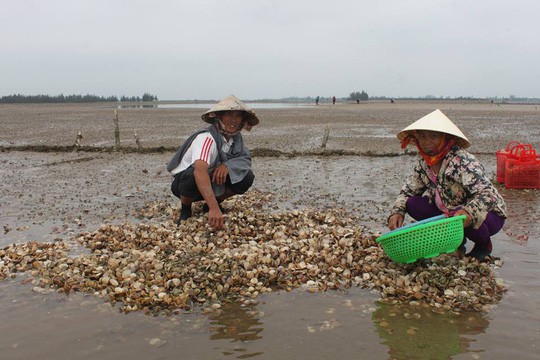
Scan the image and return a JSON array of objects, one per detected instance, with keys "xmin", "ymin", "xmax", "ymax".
[{"xmin": 193, "ymin": 159, "xmax": 223, "ymax": 229}]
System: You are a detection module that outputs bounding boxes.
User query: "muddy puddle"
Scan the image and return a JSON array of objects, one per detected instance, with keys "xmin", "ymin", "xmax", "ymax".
[{"xmin": 1, "ymin": 150, "xmax": 539, "ymax": 359}]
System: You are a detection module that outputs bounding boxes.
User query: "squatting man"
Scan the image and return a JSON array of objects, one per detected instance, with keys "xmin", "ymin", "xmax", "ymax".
[{"xmin": 167, "ymin": 95, "xmax": 258, "ymax": 229}]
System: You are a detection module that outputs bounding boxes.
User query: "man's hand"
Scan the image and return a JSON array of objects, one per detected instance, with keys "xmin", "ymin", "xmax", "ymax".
[
  {"xmin": 208, "ymin": 206, "xmax": 224, "ymax": 229},
  {"xmin": 454, "ymin": 209, "xmax": 472, "ymax": 228},
  {"xmin": 388, "ymin": 213, "xmax": 404, "ymax": 230},
  {"xmin": 212, "ymin": 164, "xmax": 229, "ymax": 185}
]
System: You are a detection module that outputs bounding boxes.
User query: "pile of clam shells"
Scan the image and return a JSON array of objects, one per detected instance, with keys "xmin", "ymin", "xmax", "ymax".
[{"xmin": 0, "ymin": 190, "xmax": 505, "ymax": 314}]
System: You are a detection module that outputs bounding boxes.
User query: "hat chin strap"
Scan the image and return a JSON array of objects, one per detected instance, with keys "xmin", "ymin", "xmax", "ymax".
[
  {"xmin": 417, "ymin": 137, "xmax": 456, "ymax": 167},
  {"xmin": 216, "ymin": 119, "xmax": 244, "ymax": 137}
]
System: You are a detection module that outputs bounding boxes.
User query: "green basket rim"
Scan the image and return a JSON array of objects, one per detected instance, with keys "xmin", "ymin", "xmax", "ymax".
[{"xmin": 376, "ymin": 215, "xmax": 466, "ymax": 243}]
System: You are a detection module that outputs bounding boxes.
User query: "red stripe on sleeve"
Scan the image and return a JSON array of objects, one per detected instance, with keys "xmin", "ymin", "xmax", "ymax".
[
  {"xmin": 199, "ymin": 138, "xmax": 210, "ymax": 161},
  {"xmin": 199, "ymin": 137, "xmax": 214, "ymax": 162}
]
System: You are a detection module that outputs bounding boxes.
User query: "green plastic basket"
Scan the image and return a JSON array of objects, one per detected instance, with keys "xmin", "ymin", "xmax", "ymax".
[{"xmin": 376, "ymin": 215, "xmax": 465, "ymax": 263}]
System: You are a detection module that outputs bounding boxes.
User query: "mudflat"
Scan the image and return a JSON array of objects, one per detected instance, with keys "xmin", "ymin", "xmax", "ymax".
[
  {"xmin": 1, "ymin": 101, "xmax": 538, "ymax": 153},
  {"xmin": 0, "ymin": 101, "xmax": 539, "ymax": 360}
]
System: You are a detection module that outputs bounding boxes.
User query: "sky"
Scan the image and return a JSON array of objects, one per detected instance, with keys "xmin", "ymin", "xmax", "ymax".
[{"xmin": 1, "ymin": 0, "xmax": 539, "ymax": 100}]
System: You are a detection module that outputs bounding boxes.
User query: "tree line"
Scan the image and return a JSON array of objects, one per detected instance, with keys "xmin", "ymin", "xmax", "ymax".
[
  {"xmin": 348, "ymin": 91, "xmax": 369, "ymax": 101},
  {"xmin": 0, "ymin": 93, "xmax": 158, "ymax": 104}
]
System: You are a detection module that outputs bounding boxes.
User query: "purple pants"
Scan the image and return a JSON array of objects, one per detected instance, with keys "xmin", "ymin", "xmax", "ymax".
[{"xmin": 406, "ymin": 196, "xmax": 505, "ymax": 250}]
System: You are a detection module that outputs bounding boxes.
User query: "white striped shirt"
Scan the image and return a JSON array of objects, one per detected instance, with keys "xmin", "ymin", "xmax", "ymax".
[{"xmin": 170, "ymin": 133, "xmax": 233, "ymax": 175}]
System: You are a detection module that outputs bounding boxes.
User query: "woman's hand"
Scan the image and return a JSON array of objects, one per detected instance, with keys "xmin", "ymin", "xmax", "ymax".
[
  {"xmin": 454, "ymin": 209, "xmax": 472, "ymax": 228},
  {"xmin": 388, "ymin": 213, "xmax": 404, "ymax": 230}
]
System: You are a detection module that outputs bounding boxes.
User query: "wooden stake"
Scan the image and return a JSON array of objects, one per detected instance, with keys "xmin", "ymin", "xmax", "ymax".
[
  {"xmin": 113, "ymin": 110, "xmax": 120, "ymax": 150},
  {"xmin": 75, "ymin": 131, "xmax": 82, "ymax": 148},
  {"xmin": 134, "ymin": 131, "xmax": 142, "ymax": 149},
  {"xmin": 321, "ymin": 126, "xmax": 330, "ymax": 149}
]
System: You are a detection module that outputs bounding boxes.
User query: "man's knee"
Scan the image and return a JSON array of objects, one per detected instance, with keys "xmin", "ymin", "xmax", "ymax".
[
  {"xmin": 230, "ymin": 170, "xmax": 254, "ymax": 194},
  {"xmin": 171, "ymin": 173, "xmax": 182, "ymax": 198},
  {"xmin": 171, "ymin": 167, "xmax": 202, "ymax": 200}
]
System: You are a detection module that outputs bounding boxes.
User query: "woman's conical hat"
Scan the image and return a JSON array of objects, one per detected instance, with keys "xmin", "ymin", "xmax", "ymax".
[
  {"xmin": 397, "ymin": 109, "xmax": 470, "ymax": 148},
  {"xmin": 202, "ymin": 95, "xmax": 259, "ymax": 126}
]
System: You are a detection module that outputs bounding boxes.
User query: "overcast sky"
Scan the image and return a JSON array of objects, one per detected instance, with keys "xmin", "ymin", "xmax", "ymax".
[{"xmin": 1, "ymin": 0, "xmax": 539, "ymax": 100}]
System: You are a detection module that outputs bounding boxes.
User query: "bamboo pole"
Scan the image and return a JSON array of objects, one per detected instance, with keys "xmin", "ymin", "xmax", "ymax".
[
  {"xmin": 74, "ymin": 131, "xmax": 82, "ymax": 148},
  {"xmin": 134, "ymin": 131, "xmax": 142, "ymax": 149},
  {"xmin": 113, "ymin": 110, "xmax": 120, "ymax": 150},
  {"xmin": 321, "ymin": 126, "xmax": 330, "ymax": 149}
]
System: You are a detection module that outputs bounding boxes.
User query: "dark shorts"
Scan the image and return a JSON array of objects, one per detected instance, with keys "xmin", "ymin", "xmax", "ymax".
[{"xmin": 171, "ymin": 166, "xmax": 255, "ymax": 200}]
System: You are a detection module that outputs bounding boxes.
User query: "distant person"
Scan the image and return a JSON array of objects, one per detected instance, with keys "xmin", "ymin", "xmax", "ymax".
[
  {"xmin": 332, "ymin": 96, "xmax": 336, "ymax": 105},
  {"xmin": 315, "ymin": 96, "xmax": 320, "ymax": 105},
  {"xmin": 167, "ymin": 95, "xmax": 258, "ymax": 229},
  {"xmin": 387, "ymin": 109, "xmax": 507, "ymax": 261}
]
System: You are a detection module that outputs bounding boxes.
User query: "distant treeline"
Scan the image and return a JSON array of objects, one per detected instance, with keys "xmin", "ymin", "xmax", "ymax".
[{"xmin": 0, "ymin": 93, "xmax": 158, "ymax": 104}]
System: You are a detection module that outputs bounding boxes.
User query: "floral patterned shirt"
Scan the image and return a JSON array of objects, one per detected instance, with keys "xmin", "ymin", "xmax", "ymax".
[{"xmin": 391, "ymin": 146, "xmax": 507, "ymax": 229}]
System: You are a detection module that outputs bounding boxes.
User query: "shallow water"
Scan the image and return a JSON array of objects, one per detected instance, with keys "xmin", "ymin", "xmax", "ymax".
[
  {"xmin": 117, "ymin": 102, "xmax": 313, "ymax": 109},
  {"xmin": 1, "ymin": 152, "xmax": 539, "ymax": 359}
]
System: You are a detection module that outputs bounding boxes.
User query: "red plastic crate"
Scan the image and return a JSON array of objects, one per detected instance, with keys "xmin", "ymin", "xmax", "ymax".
[
  {"xmin": 504, "ymin": 150, "xmax": 540, "ymax": 189},
  {"xmin": 496, "ymin": 141, "xmax": 521, "ymax": 183},
  {"xmin": 496, "ymin": 151, "xmax": 508, "ymax": 183},
  {"xmin": 496, "ymin": 142, "xmax": 534, "ymax": 183}
]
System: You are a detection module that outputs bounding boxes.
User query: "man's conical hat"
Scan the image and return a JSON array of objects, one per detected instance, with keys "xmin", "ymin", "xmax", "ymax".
[
  {"xmin": 202, "ymin": 95, "xmax": 259, "ymax": 126},
  {"xmin": 397, "ymin": 109, "xmax": 470, "ymax": 148}
]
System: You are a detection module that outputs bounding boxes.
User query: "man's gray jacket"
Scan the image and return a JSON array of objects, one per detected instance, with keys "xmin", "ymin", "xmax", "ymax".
[{"xmin": 167, "ymin": 125, "xmax": 252, "ymax": 197}]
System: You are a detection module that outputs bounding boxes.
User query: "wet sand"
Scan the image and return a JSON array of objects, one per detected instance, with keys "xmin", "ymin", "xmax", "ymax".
[
  {"xmin": 1, "ymin": 101, "xmax": 539, "ymax": 154},
  {"xmin": 1, "ymin": 102, "xmax": 539, "ymax": 359}
]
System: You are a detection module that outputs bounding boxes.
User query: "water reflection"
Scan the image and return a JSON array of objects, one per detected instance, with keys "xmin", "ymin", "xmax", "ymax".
[
  {"xmin": 208, "ymin": 302, "xmax": 264, "ymax": 358},
  {"xmin": 372, "ymin": 303, "xmax": 490, "ymax": 360},
  {"xmin": 498, "ymin": 186, "xmax": 540, "ymax": 244}
]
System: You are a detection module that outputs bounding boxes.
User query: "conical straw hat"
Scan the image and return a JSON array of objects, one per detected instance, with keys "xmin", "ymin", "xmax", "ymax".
[
  {"xmin": 202, "ymin": 95, "xmax": 259, "ymax": 126},
  {"xmin": 397, "ymin": 109, "xmax": 470, "ymax": 148}
]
